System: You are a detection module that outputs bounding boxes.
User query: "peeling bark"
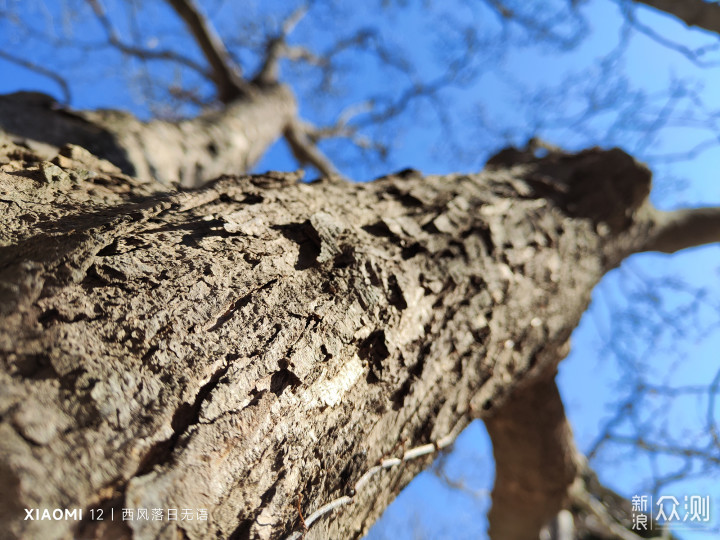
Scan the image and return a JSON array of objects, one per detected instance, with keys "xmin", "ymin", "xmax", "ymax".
[{"xmin": 0, "ymin": 134, "xmax": 693, "ymax": 540}]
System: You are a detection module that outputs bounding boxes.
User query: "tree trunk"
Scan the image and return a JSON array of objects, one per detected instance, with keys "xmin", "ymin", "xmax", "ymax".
[
  {"xmin": 0, "ymin": 131, "xmax": 669, "ymax": 540},
  {"xmin": 0, "ymin": 86, "xmax": 296, "ymax": 188}
]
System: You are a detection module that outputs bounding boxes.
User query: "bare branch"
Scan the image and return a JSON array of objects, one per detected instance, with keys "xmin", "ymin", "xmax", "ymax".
[
  {"xmin": 303, "ymin": 102, "xmax": 388, "ymax": 155},
  {"xmin": 253, "ymin": 5, "xmax": 309, "ymax": 86},
  {"xmin": 619, "ymin": 1, "xmax": 720, "ymax": 67},
  {"xmin": 632, "ymin": 0, "xmax": 720, "ymax": 36},
  {"xmin": 485, "ymin": 374, "xmax": 579, "ymax": 540},
  {"xmin": 284, "ymin": 119, "xmax": 340, "ymax": 179},
  {"xmin": 605, "ymin": 436, "xmax": 720, "ymax": 463},
  {"xmin": 643, "ymin": 206, "xmax": 720, "ymax": 254},
  {"xmin": 85, "ymin": 0, "xmax": 210, "ymax": 79},
  {"xmin": 708, "ymin": 367, "xmax": 720, "ymax": 450},
  {"xmin": 0, "ymin": 50, "xmax": 71, "ymax": 104},
  {"xmin": 280, "ymin": 4, "xmax": 308, "ymax": 37},
  {"xmin": 431, "ymin": 456, "xmax": 490, "ymax": 501},
  {"xmin": 480, "ymin": 0, "xmax": 589, "ymax": 49},
  {"xmin": 585, "ymin": 301, "xmax": 720, "ymax": 496},
  {"xmin": 569, "ymin": 490, "xmax": 647, "ymax": 540},
  {"xmin": 164, "ymin": 0, "xmax": 249, "ymax": 102},
  {"xmin": 568, "ymin": 462, "xmax": 660, "ymax": 540}
]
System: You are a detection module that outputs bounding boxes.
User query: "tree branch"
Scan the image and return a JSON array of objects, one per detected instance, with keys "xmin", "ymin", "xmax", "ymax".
[
  {"xmin": 632, "ymin": 0, "xmax": 720, "ymax": 36},
  {"xmin": 165, "ymin": 0, "xmax": 249, "ymax": 102},
  {"xmin": 484, "ymin": 373, "xmax": 579, "ymax": 540},
  {"xmin": 568, "ymin": 478, "xmax": 651, "ymax": 540},
  {"xmin": 284, "ymin": 119, "xmax": 340, "ymax": 178},
  {"xmin": 86, "ymin": 0, "xmax": 209, "ymax": 79},
  {"xmin": 620, "ymin": 1, "xmax": 720, "ymax": 66},
  {"xmin": 253, "ymin": 5, "xmax": 308, "ymax": 86},
  {"xmin": 0, "ymin": 50, "xmax": 71, "ymax": 104},
  {"xmin": 643, "ymin": 206, "xmax": 720, "ymax": 253}
]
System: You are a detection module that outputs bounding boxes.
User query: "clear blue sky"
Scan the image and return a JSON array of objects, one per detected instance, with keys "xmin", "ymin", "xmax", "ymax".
[{"xmin": 1, "ymin": 0, "xmax": 718, "ymax": 538}]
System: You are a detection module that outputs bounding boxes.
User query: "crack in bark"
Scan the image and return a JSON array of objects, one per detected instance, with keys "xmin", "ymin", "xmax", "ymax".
[{"xmin": 135, "ymin": 362, "xmax": 230, "ymax": 478}]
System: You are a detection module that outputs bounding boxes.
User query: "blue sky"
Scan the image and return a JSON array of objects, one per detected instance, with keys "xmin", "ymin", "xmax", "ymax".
[{"xmin": 1, "ymin": 0, "xmax": 719, "ymax": 538}]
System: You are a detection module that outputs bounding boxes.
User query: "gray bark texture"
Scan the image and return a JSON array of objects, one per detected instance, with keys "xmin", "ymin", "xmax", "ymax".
[{"xmin": 0, "ymin": 115, "xmax": 692, "ymax": 540}]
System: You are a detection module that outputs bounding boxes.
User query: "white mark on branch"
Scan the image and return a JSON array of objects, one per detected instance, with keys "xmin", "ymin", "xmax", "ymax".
[
  {"xmin": 302, "ymin": 355, "xmax": 363, "ymax": 408},
  {"xmin": 284, "ymin": 427, "xmax": 462, "ymax": 539}
]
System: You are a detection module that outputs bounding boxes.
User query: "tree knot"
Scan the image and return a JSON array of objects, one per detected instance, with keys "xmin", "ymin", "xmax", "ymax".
[{"xmin": 505, "ymin": 146, "xmax": 652, "ymax": 234}]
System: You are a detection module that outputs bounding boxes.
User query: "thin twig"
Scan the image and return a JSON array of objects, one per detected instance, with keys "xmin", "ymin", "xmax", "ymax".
[
  {"xmin": 253, "ymin": 4, "xmax": 309, "ymax": 86},
  {"xmin": 0, "ymin": 50, "xmax": 71, "ymax": 104},
  {"xmin": 296, "ymin": 494, "xmax": 307, "ymax": 531},
  {"xmin": 85, "ymin": 0, "xmax": 209, "ymax": 78}
]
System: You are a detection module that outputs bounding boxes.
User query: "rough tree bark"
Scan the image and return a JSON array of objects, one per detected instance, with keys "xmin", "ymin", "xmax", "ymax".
[
  {"xmin": 2, "ymin": 123, "xmax": 719, "ymax": 540},
  {"xmin": 0, "ymin": 86, "xmax": 296, "ymax": 188}
]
